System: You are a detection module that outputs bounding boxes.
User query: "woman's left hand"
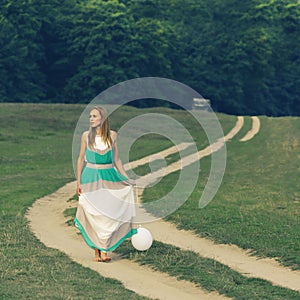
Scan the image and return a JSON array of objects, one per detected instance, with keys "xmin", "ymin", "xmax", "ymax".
[{"xmin": 127, "ymin": 179, "xmax": 136, "ymax": 186}]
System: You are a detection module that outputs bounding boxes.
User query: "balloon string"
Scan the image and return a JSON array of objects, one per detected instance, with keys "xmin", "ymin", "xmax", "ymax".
[
  {"xmin": 134, "ymin": 185, "xmax": 141, "ymax": 228},
  {"xmin": 134, "ymin": 185, "xmax": 138, "ymax": 205}
]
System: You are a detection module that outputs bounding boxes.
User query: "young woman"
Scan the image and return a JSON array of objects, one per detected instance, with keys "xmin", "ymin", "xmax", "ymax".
[{"xmin": 74, "ymin": 106, "xmax": 137, "ymax": 262}]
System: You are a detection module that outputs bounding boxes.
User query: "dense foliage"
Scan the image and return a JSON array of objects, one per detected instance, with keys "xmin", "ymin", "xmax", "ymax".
[{"xmin": 0, "ymin": 0, "xmax": 299, "ymax": 115}]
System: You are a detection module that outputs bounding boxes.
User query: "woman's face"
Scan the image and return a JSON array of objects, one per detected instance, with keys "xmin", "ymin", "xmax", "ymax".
[{"xmin": 89, "ymin": 109, "xmax": 102, "ymax": 128}]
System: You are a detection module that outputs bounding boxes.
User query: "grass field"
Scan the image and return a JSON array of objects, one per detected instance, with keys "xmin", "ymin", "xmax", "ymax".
[
  {"xmin": 1, "ymin": 103, "xmax": 299, "ymax": 299},
  {"xmin": 0, "ymin": 103, "xmax": 150, "ymax": 299},
  {"xmin": 140, "ymin": 116, "xmax": 300, "ymax": 269},
  {"xmin": 117, "ymin": 115, "xmax": 300, "ymax": 299}
]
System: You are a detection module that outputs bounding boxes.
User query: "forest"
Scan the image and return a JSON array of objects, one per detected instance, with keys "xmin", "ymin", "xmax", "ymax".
[{"xmin": 0, "ymin": 0, "xmax": 299, "ymax": 116}]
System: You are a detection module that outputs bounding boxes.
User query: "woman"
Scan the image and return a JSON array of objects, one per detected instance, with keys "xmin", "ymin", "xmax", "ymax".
[{"xmin": 74, "ymin": 106, "xmax": 137, "ymax": 262}]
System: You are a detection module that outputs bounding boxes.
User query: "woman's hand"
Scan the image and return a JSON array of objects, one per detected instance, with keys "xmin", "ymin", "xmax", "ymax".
[
  {"xmin": 76, "ymin": 184, "xmax": 82, "ymax": 196},
  {"xmin": 127, "ymin": 179, "xmax": 136, "ymax": 186}
]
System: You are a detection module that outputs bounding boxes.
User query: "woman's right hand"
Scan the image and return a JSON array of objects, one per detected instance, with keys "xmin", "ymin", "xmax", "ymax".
[{"xmin": 76, "ymin": 184, "xmax": 82, "ymax": 196}]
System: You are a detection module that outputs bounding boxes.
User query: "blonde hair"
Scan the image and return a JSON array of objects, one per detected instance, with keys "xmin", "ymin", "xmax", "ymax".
[{"xmin": 88, "ymin": 106, "xmax": 113, "ymax": 150}]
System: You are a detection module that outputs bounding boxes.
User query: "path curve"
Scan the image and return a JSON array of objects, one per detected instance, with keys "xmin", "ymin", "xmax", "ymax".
[
  {"xmin": 145, "ymin": 220, "xmax": 300, "ymax": 292},
  {"xmin": 240, "ymin": 116, "xmax": 260, "ymax": 142},
  {"xmin": 124, "ymin": 142, "xmax": 194, "ymax": 171},
  {"xmin": 131, "ymin": 115, "xmax": 300, "ymax": 292},
  {"xmin": 134, "ymin": 116, "xmax": 245, "ymax": 192},
  {"xmin": 27, "ymin": 116, "xmax": 300, "ymax": 299},
  {"xmin": 27, "ymin": 181, "xmax": 228, "ymax": 300}
]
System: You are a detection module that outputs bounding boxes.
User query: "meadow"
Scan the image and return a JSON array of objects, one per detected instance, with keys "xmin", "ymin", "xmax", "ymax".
[{"xmin": 0, "ymin": 103, "xmax": 299, "ymax": 299}]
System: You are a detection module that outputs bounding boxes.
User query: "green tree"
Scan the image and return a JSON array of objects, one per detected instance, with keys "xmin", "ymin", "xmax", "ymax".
[
  {"xmin": 0, "ymin": 1, "xmax": 46, "ymax": 102},
  {"xmin": 176, "ymin": 0, "xmax": 277, "ymax": 115},
  {"xmin": 57, "ymin": 0, "xmax": 135, "ymax": 102},
  {"xmin": 0, "ymin": 0, "xmax": 298, "ymax": 115},
  {"xmin": 58, "ymin": 0, "xmax": 176, "ymax": 103},
  {"xmin": 270, "ymin": 1, "xmax": 300, "ymax": 115},
  {"xmin": 38, "ymin": 0, "xmax": 79, "ymax": 101}
]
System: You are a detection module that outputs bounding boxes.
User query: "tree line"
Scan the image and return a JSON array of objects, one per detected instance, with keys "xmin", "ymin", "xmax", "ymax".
[{"xmin": 0, "ymin": 0, "xmax": 299, "ymax": 116}]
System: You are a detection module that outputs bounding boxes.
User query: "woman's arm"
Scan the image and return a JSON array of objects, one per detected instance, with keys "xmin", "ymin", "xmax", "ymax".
[
  {"xmin": 112, "ymin": 131, "xmax": 135, "ymax": 184},
  {"xmin": 76, "ymin": 132, "xmax": 87, "ymax": 195}
]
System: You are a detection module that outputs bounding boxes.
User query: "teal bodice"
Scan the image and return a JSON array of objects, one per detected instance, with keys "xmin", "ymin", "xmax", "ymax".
[
  {"xmin": 85, "ymin": 148, "xmax": 114, "ymax": 164},
  {"xmin": 81, "ymin": 148, "xmax": 128, "ymax": 185}
]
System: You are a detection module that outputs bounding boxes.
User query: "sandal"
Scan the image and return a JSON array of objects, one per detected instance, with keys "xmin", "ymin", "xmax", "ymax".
[
  {"xmin": 100, "ymin": 251, "xmax": 112, "ymax": 262},
  {"xmin": 94, "ymin": 249, "xmax": 102, "ymax": 262},
  {"xmin": 94, "ymin": 249, "xmax": 111, "ymax": 262}
]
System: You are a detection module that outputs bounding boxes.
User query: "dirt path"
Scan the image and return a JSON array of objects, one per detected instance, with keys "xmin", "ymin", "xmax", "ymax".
[
  {"xmin": 130, "ymin": 115, "xmax": 300, "ymax": 292},
  {"xmin": 27, "ymin": 116, "xmax": 300, "ymax": 298},
  {"xmin": 240, "ymin": 116, "xmax": 260, "ymax": 142},
  {"xmin": 146, "ymin": 220, "xmax": 300, "ymax": 292},
  {"xmin": 27, "ymin": 181, "xmax": 228, "ymax": 300},
  {"xmin": 124, "ymin": 142, "xmax": 194, "ymax": 171},
  {"xmin": 134, "ymin": 116, "xmax": 244, "ymax": 191}
]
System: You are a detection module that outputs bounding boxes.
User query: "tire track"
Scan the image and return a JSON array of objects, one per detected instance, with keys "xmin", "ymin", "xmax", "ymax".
[
  {"xmin": 27, "ymin": 116, "xmax": 299, "ymax": 298},
  {"xmin": 240, "ymin": 116, "xmax": 260, "ymax": 142},
  {"xmin": 27, "ymin": 181, "xmax": 229, "ymax": 300}
]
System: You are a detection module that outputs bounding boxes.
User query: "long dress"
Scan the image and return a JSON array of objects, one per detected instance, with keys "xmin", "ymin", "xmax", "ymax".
[{"xmin": 74, "ymin": 133, "xmax": 137, "ymax": 252}]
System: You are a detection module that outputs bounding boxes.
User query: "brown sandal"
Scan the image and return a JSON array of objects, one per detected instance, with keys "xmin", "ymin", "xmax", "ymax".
[
  {"xmin": 94, "ymin": 249, "xmax": 102, "ymax": 262},
  {"xmin": 94, "ymin": 249, "xmax": 111, "ymax": 262},
  {"xmin": 100, "ymin": 251, "xmax": 112, "ymax": 262}
]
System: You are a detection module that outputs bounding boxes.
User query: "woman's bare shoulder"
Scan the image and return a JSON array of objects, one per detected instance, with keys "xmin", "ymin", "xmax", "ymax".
[
  {"xmin": 81, "ymin": 131, "xmax": 89, "ymax": 141},
  {"xmin": 110, "ymin": 130, "xmax": 117, "ymax": 139}
]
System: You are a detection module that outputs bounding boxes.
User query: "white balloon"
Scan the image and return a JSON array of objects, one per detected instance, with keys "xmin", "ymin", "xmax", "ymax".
[{"xmin": 131, "ymin": 227, "xmax": 153, "ymax": 251}]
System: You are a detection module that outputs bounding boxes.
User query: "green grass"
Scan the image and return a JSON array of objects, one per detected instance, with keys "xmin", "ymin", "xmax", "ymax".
[
  {"xmin": 64, "ymin": 207, "xmax": 77, "ymax": 226},
  {"xmin": 115, "ymin": 114, "xmax": 300, "ymax": 300},
  {"xmin": 142, "ymin": 116, "xmax": 300, "ymax": 270},
  {"xmin": 0, "ymin": 103, "xmax": 153, "ymax": 300},
  {"xmin": 233, "ymin": 115, "xmax": 253, "ymax": 140},
  {"xmin": 1, "ymin": 103, "xmax": 299, "ymax": 299},
  {"xmin": 129, "ymin": 133, "xmax": 174, "ymax": 162},
  {"xmin": 116, "ymin": 240, "xmax": 300, "ymax": 300},
  {"xmin": 132, "ymin": 149, "xmax": 181, "ymax": 177},
  {"xmin": 0, "ymin": 103, "xmax": 235, "ymax": 299},
  {"xmin": 0, "ymin": 103, "xmax": 78, "ymax": 215},
  {"xmin": 0, "ymin": 215, "xmax": 147, "ymax": 300}
]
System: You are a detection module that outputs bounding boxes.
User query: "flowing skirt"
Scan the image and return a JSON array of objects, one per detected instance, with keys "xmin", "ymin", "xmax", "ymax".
[{"xmin": 74, "ymin": 165, "xmax": 137, "ymax": 252}]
